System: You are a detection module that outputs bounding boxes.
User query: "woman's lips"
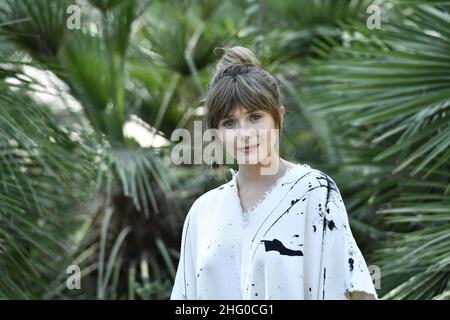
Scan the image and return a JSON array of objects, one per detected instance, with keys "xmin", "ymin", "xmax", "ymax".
[{"xmin": 238, "ymin": 144, "xmax": 259, "ymax": 153}]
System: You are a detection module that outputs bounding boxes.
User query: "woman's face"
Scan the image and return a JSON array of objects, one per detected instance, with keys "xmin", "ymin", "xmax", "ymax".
[{"xmin": 217, "ymin": 104, "xmax": 280, "ymax": 165}]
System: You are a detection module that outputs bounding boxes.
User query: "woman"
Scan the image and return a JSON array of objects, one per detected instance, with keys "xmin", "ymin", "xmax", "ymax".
[{"xmin": 170, "ymin": 46, "xmax": 377, "ymax": 300}]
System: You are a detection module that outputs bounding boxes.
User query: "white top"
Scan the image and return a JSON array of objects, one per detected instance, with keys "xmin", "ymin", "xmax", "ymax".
[{"xmin": 170, "ymin": 163, "xmax": 378, "ymax": 300}]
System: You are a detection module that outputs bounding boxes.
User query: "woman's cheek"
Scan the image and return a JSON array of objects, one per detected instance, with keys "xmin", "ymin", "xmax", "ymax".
[{"xmin": 224, "ymin": 131, "xmax": 238, "ymax": 156}]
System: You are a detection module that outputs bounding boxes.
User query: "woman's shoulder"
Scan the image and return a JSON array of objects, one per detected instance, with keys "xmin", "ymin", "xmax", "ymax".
[
  {"xmin": 285, "ymin": 163, "xmax": 327, "ymax": 186},
  {"xmin": 285, "ymin": 164, "xmax": 344, "ymax": 208},
  {"xmin": 291, "ymin": 163, "xmax": 339, "ymax": 187}
]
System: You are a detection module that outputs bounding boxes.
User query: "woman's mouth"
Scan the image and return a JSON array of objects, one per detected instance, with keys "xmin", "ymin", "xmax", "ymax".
[{"xmin": 238, "ymin": 144, "xmax": 259, "ymax": 153}]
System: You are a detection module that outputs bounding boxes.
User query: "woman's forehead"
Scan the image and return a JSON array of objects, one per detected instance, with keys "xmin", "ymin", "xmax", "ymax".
[{"xmin": 224, "ymin": 104, "xmax": 261, "ymax": 118}]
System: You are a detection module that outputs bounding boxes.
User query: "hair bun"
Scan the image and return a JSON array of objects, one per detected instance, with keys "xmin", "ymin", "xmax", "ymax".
[{"xmin": 215, "ymin": 46, "xmax": 260, "ymax": 72}]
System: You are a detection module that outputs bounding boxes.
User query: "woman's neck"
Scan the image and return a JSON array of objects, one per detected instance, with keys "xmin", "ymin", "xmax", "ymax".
[{"xmin": 237, "ymin": 156, "xmax": 289, "ymax": 186}]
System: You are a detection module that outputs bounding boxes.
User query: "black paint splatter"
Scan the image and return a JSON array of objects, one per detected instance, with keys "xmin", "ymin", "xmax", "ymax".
[
  {"xmin": 248, "ymin": 171, "xmax": 342, "ymax": 267},
  {"xmin": 293, "ymin": 234, "xmax": 299, "ymax": 237},
  {"xmin": 261, "ymin": 239, "xmax": 303, "ymax": 256},
  {"xmin": 322, "ymin": 268, "xmax": 327, "ymax": 299},
  {"xmin": 313, "ymin": 225, "xmax": 317, "ymax": 232},
  {"xmin": 348, "ymin": 258, "xmax": 354, "ymax": 272},
  {"xmin": 327, "ymin": 220, "xmax": 336, "ymax": 231}
]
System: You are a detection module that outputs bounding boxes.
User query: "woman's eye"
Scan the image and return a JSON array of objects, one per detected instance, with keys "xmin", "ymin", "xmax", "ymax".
[
  {"xmin": 222, "ymin": 120, "xmax": 235, "ymax": 128},
  {"xmin": 250, "ymin": 113, "xmax": 262, "ymax": 121}
]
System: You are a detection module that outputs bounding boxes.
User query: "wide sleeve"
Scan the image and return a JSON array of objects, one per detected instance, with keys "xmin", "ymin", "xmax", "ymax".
[
  {"xmin": 170, "ymin": 199, "xmax": 199, "ymax": 300},
  {"xmin": 316, "ymin": 175, "xmax": 378, "ymax": 300}
]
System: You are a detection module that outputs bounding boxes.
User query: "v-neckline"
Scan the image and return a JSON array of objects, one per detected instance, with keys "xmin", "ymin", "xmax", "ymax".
[{"xmin": 229, "ymin": 164, "xmax": 299, "ymax": 223}]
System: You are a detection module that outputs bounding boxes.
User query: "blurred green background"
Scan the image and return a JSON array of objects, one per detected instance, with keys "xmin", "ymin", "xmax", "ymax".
[{"xmin": 0, "ymin": 0, "xmax": 448, "ymax": 299}]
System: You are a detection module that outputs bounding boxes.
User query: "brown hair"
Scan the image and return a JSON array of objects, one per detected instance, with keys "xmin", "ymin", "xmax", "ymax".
[{"xmin": 205, "ymin": 46, "xmax": 285, "ymax": 131}]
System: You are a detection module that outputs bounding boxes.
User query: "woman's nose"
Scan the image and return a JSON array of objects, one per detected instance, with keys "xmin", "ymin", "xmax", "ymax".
[
  {"xmin": 236, "ymin": 124, "xmax": 255, "ymax": 137},
  {"xmin": 236, "ymin": 126, "xmax": 258, "ymax": 145}
]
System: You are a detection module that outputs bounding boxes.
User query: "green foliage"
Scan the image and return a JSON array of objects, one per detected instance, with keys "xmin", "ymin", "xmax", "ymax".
[{"xmin": 0, "ymin": 83, "xmax": 97, "ymax": 299}]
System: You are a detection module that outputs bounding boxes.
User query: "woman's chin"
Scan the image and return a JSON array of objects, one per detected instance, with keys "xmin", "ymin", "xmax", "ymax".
[{"xmin": 235, "ymin": 152, "xmax": 263, "ymax": 165}]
